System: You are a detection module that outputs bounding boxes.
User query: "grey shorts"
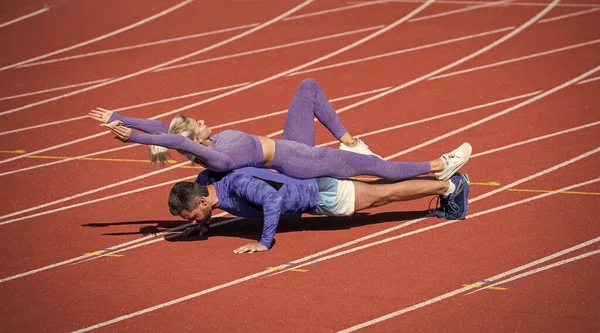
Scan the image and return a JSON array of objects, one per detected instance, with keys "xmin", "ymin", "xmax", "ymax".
[{"xmin": 306, "ymin": 177, "xmax": 355, "ymax": 217}]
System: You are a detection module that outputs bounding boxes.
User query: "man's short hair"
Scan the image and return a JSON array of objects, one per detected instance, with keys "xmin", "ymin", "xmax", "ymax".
[{"xmin": 168, "ymin": 182, "xmax": 209, "ymax": 215}]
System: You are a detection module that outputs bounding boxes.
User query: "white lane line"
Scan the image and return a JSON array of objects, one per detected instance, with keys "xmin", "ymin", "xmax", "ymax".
[
  {"xmin": 72, "ymin": 174, "xmax": 600, "ymax": 333},
  {"xmin": 0, "ymin": 176, "xmax": 196, "ymax": 284},
  {"xmin": 0, "ymin": 144, "xmax": 136, "ymax": 177},
  {"xmin": 389, "ymin": 0, "xmax": 600, "ymax": 8},
  {"xmin": 0, "ymin": 84, "xmax": 383, "ymax": 138},
  {"xmin": 0, "ymin": 82, "xmax": 251, "ymax": 137},
  {"xmin": 577, "ymin": 76, "xmax": 600, "ymax": 85},
  {"xmin": 75, "ymin": 215, "xmax": 243, "ymax": 264},
  {"xmin": 0, "ymin": 85, "xmax": 390, "ymax": 176},
  {"xmin": 315, "ymin": 91, "xmax": 542, "ymax": 146},
  {"xmin": 471, "ymin": 121, "xmax": 600, "ymax": 158},
  {"xmin": 429, "ymin": 39, "xmax": 600, "ymax": 81},
  {"xmin": 0, "ymin": 86, "xmax": 390, "ymax": 177},
  {"xmin": 284, "ymin": 0, "xmax": 388, "ymax": 21},
  {"xmin": 338, "ymin": 235, "xmax": 600, "ymax": 332},
  {"xmin": 3, "ymin": 126, "xmax": 595, "ymax": 283},
  {"xmin": 3, "ymin": 24, "xmax": 508, "ymax": 104},
  {"xmin": 0, "ymin": 0, "xmax": 313, "ymax": 117},
  {"xmin": 17, "ymin": 24, "xmax": 260, "ymax": 68},
  {"xmin": 0, "ymin": 161, "xmax": 190, "ymax": 223},
  {"xmin": 538, "ymin": 6, "xmax": 600, "ymax": 23},
  {"xmin": 467, "ymin": 248, "xmax": 600, "ymax": 295},
  {"xmin": 0, "ymin": 0, "xmax": 433, "ymax": 172},
  {"xmin": 268, "ymin": 145, "xmax": 600, "ymax": 276},
  {"xmin": 0, "ymin": 6, "xmax": 50, "ymax": 29},
  {"xmin": 0, "ymin": 78, "xmax": 112, "ymax": 101},
  {"xmin": 2, "ymin": 23, "xmax": 384, "ymax": 102},
  {"xmin": 16, "ymin": 0, "xmax": 390, "ymax": 68},
  {"xmin": 409, "ymin": 0, "xmax": 515, "ymax": 22},
  {"xmin": 209, "ymin": 86, "xmax": 393, "ymax": 130},
  {"xmin": 292, "ymin": 0, "xmax": 560, "ymax": 125},
  {"xmin": 385, "ymin": 64, "xmax": 600, "ymax": 161},
  {"xmin": 71, "ymin": 268, "xmax": 286, "ymax": 333},
  {"xmin": 0, "ymin": 0, "xmax": 193, "ymax": 71},
  {"xmin": 289, "ymin": 26, "xmax": 515, "ymax": 77},
  {"xmin": 155, "ymin": 25, "xmax": 385, "ymax": 72},
  {"xmin": 110, "ymin": 82, "xmax": 251, "ymax": 112}
]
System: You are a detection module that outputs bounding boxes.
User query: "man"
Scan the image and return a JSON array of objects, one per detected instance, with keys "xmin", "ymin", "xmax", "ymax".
[{"xmin": 168, "ymin": 167, "xmax": 470, "ymax": 254}]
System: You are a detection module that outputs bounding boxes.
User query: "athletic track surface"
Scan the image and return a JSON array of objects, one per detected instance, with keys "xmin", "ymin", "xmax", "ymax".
[{"xmin": 0, "ymin": 0, "xmax": 599, "ymax": 332}]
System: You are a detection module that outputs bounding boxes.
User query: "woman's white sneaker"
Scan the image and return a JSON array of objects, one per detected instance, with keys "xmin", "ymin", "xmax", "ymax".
[
  {"xmin": 339, "ymin": 138, "xmax": 382, "ymax": 158},
  {"xmin": 434, "ymin": 143, "xmax": 472, "ymax": 180}
]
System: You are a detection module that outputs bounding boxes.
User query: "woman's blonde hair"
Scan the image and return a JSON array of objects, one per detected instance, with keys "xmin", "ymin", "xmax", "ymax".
[{"xmin": 149, "ymin": 114, "xmax": 200, "ymax": 166}]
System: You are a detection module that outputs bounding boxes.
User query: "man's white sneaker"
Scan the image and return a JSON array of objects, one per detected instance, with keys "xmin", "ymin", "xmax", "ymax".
[
  {"xmin": 339, "ymin": 138, "xmax": 382, "ymax": 158},
  {"xmin": 434, "ymin": 143, "xmax": 472, "ymax": 180}
]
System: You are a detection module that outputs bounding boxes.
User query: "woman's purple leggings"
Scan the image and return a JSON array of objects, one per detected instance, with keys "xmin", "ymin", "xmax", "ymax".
[{"xmin": 272, "ymin": 78, "xmax": 431, "ymax": 180}]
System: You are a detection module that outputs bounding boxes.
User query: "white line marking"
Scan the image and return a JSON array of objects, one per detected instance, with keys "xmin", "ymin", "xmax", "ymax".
[
  {"xmin": 289, "ymin": 26, "xmax": 515, "ymax": 77},
  {"xmin": 72, "ymin": 174, "xmax": 600, "ymax": 332},
  {"xmin": 0, "ymin": 0, "xmax": 193, "ymax": 71},
  {"xmin": 0, "ymin": 182, "xmax": 196, "ymax": 284},
  {"xmin": 389, "ymin": 0, "xmax": 600, "ymax": 8},
  {"xmin": 209, "ymin": 86, "xmax": 393, "ymax": 130},
  {"xmin": 468, "ymin": 248, "xmax": 600, "ymax": 294},
  {"xmin": 429, "ymin": 39, "xmax": 600, "ymax": 80},
  {"xmin": 0, "ymin": 6, "xmax": 49, "ymax": 29},
  {"xmin": 16, "ymin": 0, "xmax": 392, "ymax": 68},
  {"xmin": 0, "ymin": 82, "xmax": 250, "ymax": 137},
  {"xmin": 268, "ymin": 147, "xmax": 600, "ymax": 276},
  {"xmin": 577, "ymin": 76, "xmax": 600, "ymax": 85},
  {"xmin": 315, "ymin": 91, "xmax": 542, "ymax": 147},
  {"xmin": 385, "ymin": 63, "xmax": 600, "ymax": 160},
  {"xmin": 0, "ymin": 162, "xmax": 191, "ymax": 224},
  {"xmin": 283, "ymin": 0, "xmax": 388, "ymax": 21},
  {"xmin": 338, "ymin": 235, "xmax": 600, "ymax": 332},
  {"xmin": 409, "ymin": 0, "xmax": 515, "ymax": 22},
  {"xmin": 471, "ymin": 120, "xmax": 600, "ymax": 158},
  {"xmin": 292, "ymin": 0, "xmax": 561, "ymax": 127},
  {"xmin": 0, "ymin": 0, "xmax": 313, "ymax": 117},
  {"xmin": 110, "ymin": 82, "xmax": 252, "ymax": 112},
  {"xmin": 538, "ymin": 6, "xmax": 600, "ymax": 23},
  {"xmin": 0, "ymin": 144, "xmax": 136, "ymax": 177},
  {"xmin": 155, "ymin": 25, "xmax": 385, "ymax": 72},
  {"xmin": 0, "ymin": 86, "xmax": 389, "ymax": 176},
  {"xmin": 4, "ymin": 127, "xmax": 596, "ymax": 283},
  {"xmin": 17, "ymin": 24, "xmax": 260, "ymax": 68},
  {"xmin": 0, "ymin": 78, "xmax": 112, "ymax": 101},
  {"xmin": 0, "ymin": 0, "xmax": 432, "ymax": 172},
  {"xmin": 75, "ymin": 215, "xmax": 243, "ymax": 264}
]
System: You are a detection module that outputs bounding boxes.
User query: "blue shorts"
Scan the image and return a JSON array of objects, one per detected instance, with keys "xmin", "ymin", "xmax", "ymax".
[{"xmin": 306, "ymin": 177, "xmax": 355, "ymax": 216}]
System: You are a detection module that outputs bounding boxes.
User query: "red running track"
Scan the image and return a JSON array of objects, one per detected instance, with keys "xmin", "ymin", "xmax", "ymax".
[{"xmin": 0, "ymin": 0, "xmax": 599, "ymax": 332}]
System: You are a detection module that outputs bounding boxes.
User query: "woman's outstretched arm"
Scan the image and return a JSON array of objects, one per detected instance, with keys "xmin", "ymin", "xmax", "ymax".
[
  {"xmin": 105, "ymin": 124, "xmax": 236, "ymax": 171},
  {"xmin": 89, "ymin": 107, "xmax": 169, "ymax": 134}
]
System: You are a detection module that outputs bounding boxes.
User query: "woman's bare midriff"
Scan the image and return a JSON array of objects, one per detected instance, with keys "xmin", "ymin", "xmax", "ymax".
[{"xmin": 258, "ymin": 136, "xmax": 276, "ymax": 167}]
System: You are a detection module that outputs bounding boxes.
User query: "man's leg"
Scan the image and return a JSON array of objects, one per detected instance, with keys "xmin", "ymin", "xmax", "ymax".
[{"xmin": 352, "ymin": 179, "xmax": 448, "ymax": 211}]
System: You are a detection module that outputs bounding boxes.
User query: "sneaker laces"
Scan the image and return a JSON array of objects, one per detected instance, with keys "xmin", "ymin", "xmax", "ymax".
[
  {"xmin": 355, "ymin": 137, "xmax": 369, "ymax": 148},
  {"xmin": 429, "ymin": 196, "xmax": 446, "ymax": 218}
]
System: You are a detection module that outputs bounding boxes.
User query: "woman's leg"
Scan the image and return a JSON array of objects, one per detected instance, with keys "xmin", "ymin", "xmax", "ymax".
[
  {"xmin": 281, "ymin": 78, "xmax": 354, "ymax": 147},
  {"xmin": 271, "ymin": 140, "xmax": 471, "ymax": 181}
]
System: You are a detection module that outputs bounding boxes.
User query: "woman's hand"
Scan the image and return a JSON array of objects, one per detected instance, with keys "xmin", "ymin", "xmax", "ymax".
[
  {"xmin": 89, "ymin": 107, "xmax": 116, "ymax": 123},
  {"xmin": 101, "ymin": 123, "xmax": 131, "ymax": 142}
]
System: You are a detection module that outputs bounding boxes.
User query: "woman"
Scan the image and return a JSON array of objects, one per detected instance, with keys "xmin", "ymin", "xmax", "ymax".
[{"xmin": 90, "ymin": 78, "xmax": 471, "ymax": 181}]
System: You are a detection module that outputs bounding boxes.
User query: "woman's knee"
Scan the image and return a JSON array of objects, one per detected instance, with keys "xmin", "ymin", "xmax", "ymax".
[{"xmin": 299, "ymin": 77, "xmax": 319, "ymax": 90}]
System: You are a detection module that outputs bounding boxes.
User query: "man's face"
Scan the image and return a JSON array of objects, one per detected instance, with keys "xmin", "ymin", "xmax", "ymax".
[{"xmin": 179, "ymin": 198, "xmax": 212, "ymax": 223}]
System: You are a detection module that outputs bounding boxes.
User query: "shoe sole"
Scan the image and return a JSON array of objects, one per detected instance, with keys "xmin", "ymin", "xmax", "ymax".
[
  {"xmin": 435, "ymin": 143, "xmax": 472, "ymax": 181},
  {"xmin": 458, "ymin": 174, "xmax": 470, "ymax": 219}
]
